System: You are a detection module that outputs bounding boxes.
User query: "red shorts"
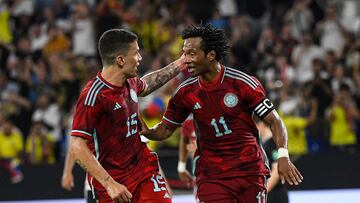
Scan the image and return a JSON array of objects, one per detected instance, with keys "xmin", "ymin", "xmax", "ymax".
[
  {"xmin": 97, "ymin": 172, "xmax": 172, "ymax": 203},
  {"xmin": 196, "ymin": 176, "xmax": 267, "ymax": 203}
]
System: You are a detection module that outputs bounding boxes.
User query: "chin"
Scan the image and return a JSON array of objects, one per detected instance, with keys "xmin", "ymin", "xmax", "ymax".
[{"xmin": 189, "ymin": 71, "xmax": 199, "ymax": 77}]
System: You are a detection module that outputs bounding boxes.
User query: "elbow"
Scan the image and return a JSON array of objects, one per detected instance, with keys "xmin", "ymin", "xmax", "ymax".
[{"xmin": 69, "ymin": 137, "xmax": 84, "ymax": 158}]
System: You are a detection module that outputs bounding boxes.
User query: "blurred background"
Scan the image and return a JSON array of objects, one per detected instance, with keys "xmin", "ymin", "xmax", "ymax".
[{"xmin": 0, "ymin": 0, "xmax": 359, "ymax": 202}]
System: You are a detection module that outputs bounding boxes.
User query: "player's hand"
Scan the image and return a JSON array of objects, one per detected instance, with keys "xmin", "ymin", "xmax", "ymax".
[
  {"xmin": 278, "ymin": 157, "xmax": 303, "ymax": 185},
  {"xmin": 138, "ymin": 115, "xmax": 150, "ymax": 135},
  {"xmin": 61, "ymin": 172, "xmax": 74, "ymax": 191},
  {"xmin": 174, "ymin": 53, "xmax": 186, "ymax": 71},
  {"xmin": 179, "ymin": 170, "xmax": 194, "ymax": 188},
  {"xmin": 105, "ymin": 180, "xmax": 132, "ymax": 203}
]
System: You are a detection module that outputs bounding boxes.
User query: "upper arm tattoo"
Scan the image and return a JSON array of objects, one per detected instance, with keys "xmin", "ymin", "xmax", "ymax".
[{"xmin": 140, "ymin": 62, "xmax": 181, "ymax": 96}]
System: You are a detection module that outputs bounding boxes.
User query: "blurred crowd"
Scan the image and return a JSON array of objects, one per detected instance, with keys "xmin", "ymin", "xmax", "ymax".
[{"xmin": 0, "ymin": 0, "xmax": 359, "ymax": 184}]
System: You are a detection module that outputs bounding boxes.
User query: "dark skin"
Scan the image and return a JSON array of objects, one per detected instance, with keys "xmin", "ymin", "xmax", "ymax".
[{"xmin": 141, "ymin": 37, "xmax": 303, "ymax": 186}]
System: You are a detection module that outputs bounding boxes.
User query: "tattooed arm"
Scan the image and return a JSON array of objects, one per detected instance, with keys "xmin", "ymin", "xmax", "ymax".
[
  {"xmin": 70, "ymin": 136, "xmax": 132, "ymax": 202},
  {"xmin": 139, "ymin": 55, "xmax": 185, "ymax": 97}
]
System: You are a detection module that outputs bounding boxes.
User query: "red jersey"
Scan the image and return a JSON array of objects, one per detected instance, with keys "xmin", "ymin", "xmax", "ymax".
[
  {"xmin": 71, "ymin": 72, "xmax": 159, "ymax": 194},
  {"xmin": 181, "ymin": 115, "xmax": 196, "ymax": 143},
  {"xmin": 163, "ymin": 65, "xmax": 273, "ymax": 184}
]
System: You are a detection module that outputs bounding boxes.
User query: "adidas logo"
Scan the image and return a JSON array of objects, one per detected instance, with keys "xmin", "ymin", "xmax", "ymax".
[
  {"xmin": 113, "ymin": 102, "xmax": 121, "ymax": 110},
  {"xmin": 163, "ymin": 192, "xmax": 171, "ymax": 199},
  {"xmin": 193, "ymin": 102, "xmax": 202, "ymax": 109}
]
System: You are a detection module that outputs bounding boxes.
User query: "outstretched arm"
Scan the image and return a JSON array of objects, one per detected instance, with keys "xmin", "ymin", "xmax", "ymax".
[
  {"xmin": 70, "ymin": 137, "xmax": 132, "ymax": 202},
  {"xmin": 140, "ymin": 121, "xmax": 176, "ymax": 141},
  {"xmin": 262, "ymin": 110, "xmax": 303, "ymax": 185},
  {"xmin": 139, "ymin": 56, "xmax": 185, "ymax": 97}
]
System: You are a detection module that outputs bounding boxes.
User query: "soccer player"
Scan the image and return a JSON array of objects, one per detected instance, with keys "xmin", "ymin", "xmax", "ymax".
[
  {"xmin": 69, "ymin": 29, "xmax": 185, "ymax": 203},
  {"xmin": 141, "ymin": 24, "xmax": 303, "ymax": 203}
]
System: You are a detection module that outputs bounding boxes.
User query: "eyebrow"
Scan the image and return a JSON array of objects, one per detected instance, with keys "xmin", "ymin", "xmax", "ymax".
[{"xmin": 183, "ymin": 48, "xmax": 196, "ymax": 52}]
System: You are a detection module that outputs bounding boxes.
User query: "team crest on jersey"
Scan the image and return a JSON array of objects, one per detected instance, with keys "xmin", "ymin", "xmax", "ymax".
[
  {"xmin": 224, "ymin": 93, "xmax": 238, "ymax": 108},
  {"xmin": 130, "ymin": 89, "xmax": 138, "ymax": 103}
]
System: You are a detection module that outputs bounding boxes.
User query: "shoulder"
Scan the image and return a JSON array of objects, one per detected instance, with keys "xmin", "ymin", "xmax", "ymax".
[
  {"xmin": 173, "ymin": 77, "xmax": 199, "ymax": 96},
  {"xmin": 127, "ymin": 77, "xmax": 142, "ymax": 85},
  {"xmin": 78, "ymin": 77, "xmax": 109, "ymax": 107},
  {"xmin": 223, "ymin": 66, "xmax": 260, "ymax": 90}
]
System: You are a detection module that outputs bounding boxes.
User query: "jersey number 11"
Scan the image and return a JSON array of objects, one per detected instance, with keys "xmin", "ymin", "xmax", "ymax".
[{"xmin": 210, "ymin": 116, "xmax": 232, "ymax": 137}]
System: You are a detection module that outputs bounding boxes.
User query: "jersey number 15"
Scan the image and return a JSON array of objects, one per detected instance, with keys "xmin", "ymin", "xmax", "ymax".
[{"xmin": 126, "ymin": 113, "xmax": 138, "ymax": 137}]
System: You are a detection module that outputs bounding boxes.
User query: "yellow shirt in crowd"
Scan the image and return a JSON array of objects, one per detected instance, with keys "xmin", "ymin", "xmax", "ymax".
[
  {"xmin": 0, "ymin": 131, "xmax": 23, "ymax": 159},
  {"xmin": 330, "ymin": 105, "xmax": 357, "ymax": 146},
  {"xmin": 281, "ymin": 115, "xmax": 308, "ymax": 156}
]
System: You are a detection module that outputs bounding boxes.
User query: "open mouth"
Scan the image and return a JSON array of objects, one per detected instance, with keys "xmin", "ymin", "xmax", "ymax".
[{"xmin": 187, "ymin": 66, "xmax": 195, "ymax": 73}]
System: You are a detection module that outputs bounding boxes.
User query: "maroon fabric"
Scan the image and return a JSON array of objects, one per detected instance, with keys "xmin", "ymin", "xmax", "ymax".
[
  {"xmin": 97, "ymin": 172, "xmax": 172, "ymax": 203},
  {"xmin": 196, "ymin": 176, "xmax": 267, "ymax": 203},
  {"xmin": 163, "ymin": 65, "xmax": 271, "ymax": 184},
  {"xmin": 71, "ymin": 72, "xmax": 159, "ymax": 195}
]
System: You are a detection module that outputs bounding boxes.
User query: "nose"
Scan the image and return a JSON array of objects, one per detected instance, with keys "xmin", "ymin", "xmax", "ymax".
[
  {"xmin": 138, "ymin": 53, "xmax": 142, "ymax": 61},
  {"xmin": 184, "ymin": 55, "xmax": 191, "ymax": 64}
]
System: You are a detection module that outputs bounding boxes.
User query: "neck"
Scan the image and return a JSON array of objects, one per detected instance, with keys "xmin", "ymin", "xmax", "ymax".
[
  {"xmin": 200, "ymin": 62, "xmax": 221, "ymax": 82},
  {"xmin": 101, "ymin": 65, "xmax": 126, "ymax": 86}
]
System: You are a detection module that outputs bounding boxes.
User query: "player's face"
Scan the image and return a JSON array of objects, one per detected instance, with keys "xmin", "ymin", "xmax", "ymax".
[
  {"xmin": 183, "ymin": 37, "xmax": 211, "ymax": 77},
  {"xmin": 122, "ymin": 41, "xmax": 142, "ymax": 78}
]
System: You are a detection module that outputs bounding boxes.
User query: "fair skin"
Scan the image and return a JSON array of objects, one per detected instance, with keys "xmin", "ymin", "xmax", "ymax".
[
  {"xmin": 61, "ymin": 149, "xmax": 75, "ymax": 191},
  {"xmin": 70, "ymin": 39, "xmax": 185, "ymax": 203},
  {"xmin": 141, "ymin": 37, "xmax": 303, "ymax": 186}
]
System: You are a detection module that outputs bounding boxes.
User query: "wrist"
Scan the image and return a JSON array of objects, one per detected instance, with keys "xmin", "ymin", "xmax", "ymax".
[
  {"xmin": 278, "ymin": 147, "xmax": 289, "ymax": 158},
  {"xmin": 177, "ymin": 161, "xmax": 186, "ymax": 173}
]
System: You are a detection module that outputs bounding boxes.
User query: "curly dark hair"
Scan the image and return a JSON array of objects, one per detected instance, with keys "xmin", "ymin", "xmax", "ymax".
[{"xmin": 181, "ymin": 23, "xmax": 230, "ymax": 61}]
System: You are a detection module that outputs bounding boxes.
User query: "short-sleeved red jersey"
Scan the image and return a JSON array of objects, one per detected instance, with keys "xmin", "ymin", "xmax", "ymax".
[
  {"xmin": 71, "ymin": 72, "xmax": 159, "ymax": 194},
  {"xmin": 163, "ymin": 65, "xmax": 273, "ymax": 184}
]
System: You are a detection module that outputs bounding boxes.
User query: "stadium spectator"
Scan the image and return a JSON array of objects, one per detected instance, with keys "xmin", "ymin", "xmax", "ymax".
[
  {"xmin": 0, "ymin": 117, "xmax": 24, "ymax": 184},
  {"xmin": 32, "ymin": 93, "xmax": 61, "ymax": 160},
  {"xmin": 25, "ymin": 121, "xmax": 55, "ymax": 164}
]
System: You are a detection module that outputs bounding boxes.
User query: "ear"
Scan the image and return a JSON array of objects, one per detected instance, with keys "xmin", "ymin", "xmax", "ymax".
[
  {"xmin": 207, "ymin": 50, "xmax": 216, "ymax": 62},
  {"xmin": 116, "ymin": 55, "xmax": 125, "ymax": 67}
]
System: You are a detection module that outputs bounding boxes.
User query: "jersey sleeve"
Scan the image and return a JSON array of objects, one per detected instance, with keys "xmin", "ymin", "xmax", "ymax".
[
  {"xmin": 162, "ymin": 90, "xmax": 190, "ymax": 129},
  {"xmin": 71, "ymin": 92, "xmax": 103, "ymax": 141},
  {"xmin": 243, "ymin": 77, "xmax": 275, "ymax": 119},
  {"xmin": 133, "ymin": 77, "xmax": 147, "ymax": 94}
]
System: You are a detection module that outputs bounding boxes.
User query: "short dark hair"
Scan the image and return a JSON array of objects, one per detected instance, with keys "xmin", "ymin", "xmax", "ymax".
[
  {"xmin": 98, "ymin": 29, "xmax": 138, "ymax": 65},
  {"xmin": 181, "ymin": 23, "xmax": 230, "ymax": 61}
]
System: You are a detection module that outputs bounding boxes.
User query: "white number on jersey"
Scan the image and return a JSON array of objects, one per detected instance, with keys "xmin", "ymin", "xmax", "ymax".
[
  {"xmin": 126, "ymin": 113, "xmax": 138, "ymax": 137},
  {"xmin": 210, "ymin": 116, "xmax": 232, "ymax": 137}
]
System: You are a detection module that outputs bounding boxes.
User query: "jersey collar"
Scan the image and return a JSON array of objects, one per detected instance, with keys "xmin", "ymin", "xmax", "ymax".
[{"xmin": 198, "ymin": 63, "xmax": 225, "ymax": 91}]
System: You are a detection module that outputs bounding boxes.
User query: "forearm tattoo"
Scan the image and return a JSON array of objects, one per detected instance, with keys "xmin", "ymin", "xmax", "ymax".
[
  {"xmin": 141, "ymin": 62, "xmax": 181, "ymax": 96},
  {"xmin": 75, "ymin": 159, "xmax": 88, "ymax": 172}
]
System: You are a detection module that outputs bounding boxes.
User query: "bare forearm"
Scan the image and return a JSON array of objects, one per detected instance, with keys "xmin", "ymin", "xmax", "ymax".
[
  {"xmin": 140, "ymin": 62, "xmax": 182, "ymax": 96},
  {"xmin": 63, "ymin": 147, "xmax": 76, "ymax": 174},
  {"xmin": 145, "ymin": 122, "xmax": 175, "ymax": 141},
  {"xmin": 70, "ymin": 137, "xmax": 114, "ymax": 188},
  {"xmin": 263, "ymin": 110, "xmax": 288, "ymax": 149}
]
